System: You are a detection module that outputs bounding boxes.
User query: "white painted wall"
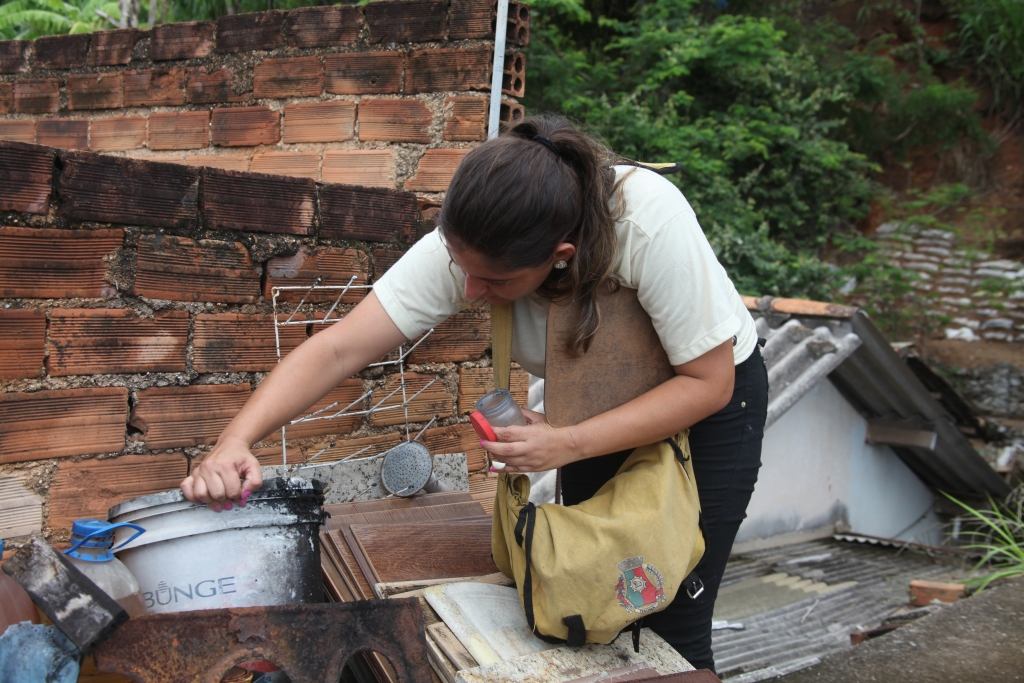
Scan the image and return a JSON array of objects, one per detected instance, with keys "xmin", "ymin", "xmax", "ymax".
[{"xmin": 735, "ymin": 380, "xmax": 944, "ymax": 547}]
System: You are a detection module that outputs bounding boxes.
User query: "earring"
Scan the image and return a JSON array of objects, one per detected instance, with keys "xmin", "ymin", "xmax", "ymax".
[{"xmin": 554, "ymin": 260, "xmax": 568, "ymax": 269}]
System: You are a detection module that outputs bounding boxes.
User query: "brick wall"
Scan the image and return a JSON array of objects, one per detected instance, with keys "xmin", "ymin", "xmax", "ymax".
[{"xmin": 0, "ymin": 0, "xmax": 530, "ymax": 542}]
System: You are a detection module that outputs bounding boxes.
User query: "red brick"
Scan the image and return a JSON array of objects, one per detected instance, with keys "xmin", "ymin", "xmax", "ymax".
[
  {"xmin": 67, "ymin": 73, "xmax": 124, "ymax": 110},
  {"xmin": 404, "ymin": 148, "xmax": 471, "ymax": 191},
  {"xmin": 285, "ymin": 5, "xmax": 361, "ymax": 48},
  {"xmin": 186, "ymin": 66, "xmax": 248, "ymax": 105},
  {"xmin": 369, "ymin": 371, "xmax": 454, "ymax": 427},
  {"xmin": 0, "ymin": 141, "xmax": 51, "ymax": 213},
  {"xmin": 33, "ymin": 33, "xmax": 90, "ymax": 69},
  {"xmin": 321, "ymin": 150, "xmax": 393, "ymax": 187},
  {"xmin": 503, "ymin": 52, "xmax": 526, "ymax": 97},
  {"xmin": 501, "ymin": 100, "xmax": 525, "ymax": 125},
  {"xmin": 457, "ymin": 365, "xmax": 528, "ymax": 414},
  {"xmin": 407, "ymin": 47, "xmax": 491, "ymax": 94},
  {"xmin": 449, "ymin": 0, "xmax": 493, "ymax": 40},
  {"xmin": 0, "ymin": 120, "xmax": 35, "ymax": 144},
  {"xmin": 130, "ymin": 384, "xmax": 250, "ymax": 449},
  {"xmin": 0, "ymin": 227, "xmax": 121, "ymax": 298},
  {"xmin": 910, "ymin": 580, "xmax": 965, "ymax": 606},
  {"xmin": 210, "ymin": 106, "xmax": 280, "ymax": 147},
  {"xmin": 151, "ymin": 21, "xmax": 215, "ymax": 61},
  {"xmin": 36, "ymin": 119, "xmax": 89, "ymax": 150},
  {"xmin": 307, "ymin": 432, "xmax": 402, "ymax": 465},
  {"xmin": 507, "ymin": 2, "xmax": 531, "ymax": 46},
  {"xmin": 90, "ymin": 116, "xmax": 147, "ymax": 152},
  {"xmin": 444, "ymin": 96, "xmax": 487, "ymax": 141},
  {"xmin": 202, "ymin": 167, "xmax": 314, "ymax": 235},
  {"xmin": 284, "ymin": 379, "xmax": 366, "ymax": 440},
  {"xmin": 371, "ymin": 247, "xmax": 406, "ymax": 280},
  {"xmin": 0, "ymin": 82, "xmax": 11, "ymax": 114},
  {"xmin": 365, "ymin": 0, "xmax": 446, "ymax": 43},
  {"xmin": 184, "ymin": 154, "xmax": 249, "ymax": 172},
  {"xmin": 58, "ymin": 152, "xmax": 199, "ymax": 228},
  {"xmin": 283, "ymin": 101, "xmax": 355, "ymax": 144},
  {"xmin": 325, "ymin": 52, "xmax": 403, "ymax": 95},
  {"xmin": 89, "ymin": 28, "xmax": 142, "ymax": 66},
  {"xmin": 0, "ymin": 387, "xmax": 127, "ymax": 463},
  {"xmin": 0, "ymin": 40, "xmax": 29, "ymax": 74},
  {"xmin": 124, "ymin": 69, "xmax": 185, "ymax": 107},
  {"xmin": 358, "ymin": 99, "xmax": 431, "ymax": 143},
  {"xmin": 408, "ymin": 308, "xmax": 490, "ymax": 363},
  {"xmin": 250, "ymin": 151, "xmax": 319, "ymax": 178},
  {"xmin": 320, "ymin": 184, "xmax": 418, "ymax": 242},
  {"xmin": 0, "ymin": 309, "xmax": 45, "ymax": 379},
  {"xmin": 134, "ymin": 233, "xmax": 260, "ymax": 304},
  {"xmin": 193, "ymin": 313, "xmax": 306, "ymax": 372},
  {"xmin": 149, "ymin": 110, "xmax": 209, "ymax": 150},
  {"xmin": 15, "ymin": 79, "xmax": 59, "ymax": 114},
  {"xmin": 264, "ymin": 246, "xmax": 369, "ymax": 303},
  {"xmin": 420, "ymin": 423, "xmax": 488, "ymax": 472},
  {"xmin": 216, "ymin": 11, "xmax": 286, "ymax": 53},
  {"xmin": 48, "ymin": 453, "xmax": 188, "ymax": 532},
  {"xmin": 48, "ymin": 309, "xmax": 189, "ymax": 376},
  {"xmin": 253, "ymin": 56, "xmax": 323, "ymax": 98}
]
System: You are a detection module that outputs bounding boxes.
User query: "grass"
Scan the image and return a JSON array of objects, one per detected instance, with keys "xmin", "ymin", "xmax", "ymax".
[{"xmin": 943, "ymin": 487, "xmax": 1024, "ymax": 591}]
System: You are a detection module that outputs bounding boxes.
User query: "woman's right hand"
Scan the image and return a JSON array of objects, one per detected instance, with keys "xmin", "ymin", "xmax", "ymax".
[{"xmin": 180, "ymin": 435, "xmax": 263, "ymax": 511}]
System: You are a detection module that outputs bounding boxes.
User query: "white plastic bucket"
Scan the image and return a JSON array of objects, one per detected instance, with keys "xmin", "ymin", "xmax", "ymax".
[{"xmin": 107, "ymin": 477, "xmax": 324, "ymax": 614}]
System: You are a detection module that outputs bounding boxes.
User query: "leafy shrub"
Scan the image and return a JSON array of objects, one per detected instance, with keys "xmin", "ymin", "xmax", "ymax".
[{"xmin": 955, "ymin": 0, "xmax": 1024, "ymax": 115}]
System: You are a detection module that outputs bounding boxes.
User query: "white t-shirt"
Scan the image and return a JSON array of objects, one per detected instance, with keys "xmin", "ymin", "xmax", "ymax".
[{"xmin": 374, "ymin": 166, "xmax": 758, "ymax": 378}]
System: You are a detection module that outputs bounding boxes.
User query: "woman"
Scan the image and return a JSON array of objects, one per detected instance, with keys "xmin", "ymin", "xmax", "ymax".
[{"xmin": 181, "ymin": 115, "xmax": 768, "ymax": 673}]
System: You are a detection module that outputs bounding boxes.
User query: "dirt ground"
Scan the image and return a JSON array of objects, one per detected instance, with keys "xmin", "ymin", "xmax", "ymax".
[
  {"xmin": 776, "ymin": 577, "xmax": 1024, "ymax": 683},
  {"xmin": 921, "ymin": 339, "xmax": 1024, "ymax": 369}
]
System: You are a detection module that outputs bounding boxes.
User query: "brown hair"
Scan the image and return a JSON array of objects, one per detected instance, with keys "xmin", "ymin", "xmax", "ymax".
[{"xmin": 439, "ymin": 115, "xmax": 625, "ymax": 356}]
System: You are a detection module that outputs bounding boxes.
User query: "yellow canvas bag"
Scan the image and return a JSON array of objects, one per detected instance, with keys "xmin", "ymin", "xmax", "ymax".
[{"xmin": 490, "ymin": 434, "xmax": 706, "ymax": 646}]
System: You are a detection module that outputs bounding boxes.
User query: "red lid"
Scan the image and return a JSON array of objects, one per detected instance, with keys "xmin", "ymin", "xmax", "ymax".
[{"xmin": 469, "ymin": 411, "xmax": 498, "ymax": 442}]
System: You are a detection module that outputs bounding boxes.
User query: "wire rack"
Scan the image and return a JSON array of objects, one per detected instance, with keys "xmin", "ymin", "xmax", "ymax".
[{"xmin": 270, "ymin": 276, "xmax": 438, "ymax": 467}]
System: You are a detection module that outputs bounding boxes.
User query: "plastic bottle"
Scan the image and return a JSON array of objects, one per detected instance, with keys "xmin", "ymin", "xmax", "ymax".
[
  {"xmin": 470, "ymin": 389, "xmax": 528, "ymax": 470},
  {"xmin": 62, "ymin": 519, "xmax": 148, "ymax": 618},
  {"xmin": 0, "ymin": 540, "xmax": 39, "ymax": 636}
]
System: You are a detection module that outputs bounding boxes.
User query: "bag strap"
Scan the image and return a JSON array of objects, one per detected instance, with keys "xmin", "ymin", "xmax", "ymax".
[
  {"xmin": 666, "ymin": 438, "xmax": 706, "ymax": 601},
  {"xmin": 491, "ymin": 303, "xmax": 514, "ymax": 390}
]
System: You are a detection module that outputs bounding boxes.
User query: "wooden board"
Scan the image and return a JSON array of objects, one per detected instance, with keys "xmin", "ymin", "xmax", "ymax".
[
  {"xmin": 326, "ymin": 502, "xmax": 486, "ymax": 531},
  {"xmin": 325, "ymin": 530, "xmax": 374, "ymax": 600},
  {"xmin": 324, "ymin": 491, "xmax": 474, "ymax": 518},
  {"xmin": 351, "ymin": 517, "xmax": 497, "ymax": 584},
  {"xmin": 545, "ymin": 287, "xmax": 675, "ymax": 428},
  {"xmin": 428, "ymin": 622, "xmax": 479, "ymax": 671}
]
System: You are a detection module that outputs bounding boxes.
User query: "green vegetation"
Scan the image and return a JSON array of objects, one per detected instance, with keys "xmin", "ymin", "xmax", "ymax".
[
  {"xmin": 0, "ymin": 0, "xmax": 121, "ymax": 38},
  {"xmin": 955, "ymin": 0, "xmax": 1024, "ymax": 116},
  {"xmin": 945, "ymin": 488, "xmax": 1024, "ymax": 592}
]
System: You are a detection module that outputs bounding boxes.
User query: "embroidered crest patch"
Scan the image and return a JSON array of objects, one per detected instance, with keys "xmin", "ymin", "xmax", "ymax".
[{"xmin": 615, "ymin": 555, "xmax": 666, "ymax": 614}]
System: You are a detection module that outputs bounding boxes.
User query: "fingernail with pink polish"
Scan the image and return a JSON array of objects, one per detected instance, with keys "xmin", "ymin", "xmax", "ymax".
[
  {"xmin": 490, "ymin": 466, "xmax": 498, "ymax": 472},
  {"xmin": 480, "ymin": 440, "xmax": 486, "ymax": 447},
  {"xmin": 212, "ymin": 504, "xmax": 222, "ymax": 513},
  {"xmin": 224, "ymin": 502, "xmax": 233, "ymax": 510}
]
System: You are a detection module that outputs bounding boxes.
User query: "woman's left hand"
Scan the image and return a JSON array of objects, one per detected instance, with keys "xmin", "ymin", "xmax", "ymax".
[{"xmin": 481, "ymin": 409, "xmax": 583, "ymax": 472}]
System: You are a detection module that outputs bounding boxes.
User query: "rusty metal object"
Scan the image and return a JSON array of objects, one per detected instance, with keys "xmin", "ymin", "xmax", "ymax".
[{"xmin": 95, "ymin": 599, "xmax": 433, "ymax": 683}]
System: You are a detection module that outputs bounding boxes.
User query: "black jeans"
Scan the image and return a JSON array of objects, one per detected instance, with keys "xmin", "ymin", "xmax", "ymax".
[{"xmin": 560, "ymin": 345, "xmax": 768, "ymax": 673}]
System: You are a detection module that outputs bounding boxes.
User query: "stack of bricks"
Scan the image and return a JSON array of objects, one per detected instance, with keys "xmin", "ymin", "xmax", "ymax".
[
  {"xmin": 874, "ymin": 223, "xmax": 1024, "ymax": 341},
  {"xmin": 0, "ymin": 0, "xmax": 527, "ymax": 188},
  {"xmin": 0, "ymin": 0, "xmax": 531, "ymax": 544}
]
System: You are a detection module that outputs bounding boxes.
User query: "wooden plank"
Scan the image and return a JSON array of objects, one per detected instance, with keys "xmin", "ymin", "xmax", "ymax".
[
  {"xmin": 0, "ymin": 140, "xmax": 53, "ymax": 213},
  {"xmin": 285, "ymin": 5, "xmax": 360, "ymax": 48},
  {"xmin": 408, "ymin": 309, "xmax": 490, "ymax": 363},
  {"xmin": 326, "ymin": 530, "xmax": 375, "ymax": 600},
  {"xmin": 129, "ymin": 383, "xmax": 250, "ymax": 449},
  {"xmin": 320, "ymin": 183, "xmax": 418, "ymax": 243},
  {"xmin": 351, "ymin": 517, "xmax": 497, "ymax": 583},
  {"xmin": 0, "ymin": 309, "xmax": 45, "ymax": 379},
  {"xmin": 0, "ymin": 388, "xmax": 127, "ymax": 463},
  {"xmin": 369, "ymin": 372, "xmax": 455, "ymax": 427},
  {"xmin": 0, "ymin": 227, "xmax": 121, "ymax": 299},
  {"xmin": 48, "ymin": 452, "xmax": 188, "ymax": 531},
  {"xmin": 428, "ymin": 622, "xmax": 479, "ymax": 671},
  {"xmin": 134, "ymin": 233, "xmax": 261, "ymax": 304},
  {"xmin": 192, "ymin": 313, "xmax": 306, "ymax": 372},
  {"xmin": 202, "ymin": 167, "xmax": 314, "ymax": 235},
  {"xmin": 0, "ymin": 473, "xmax": 43, "ymax": 538},
  {"xmin": 47, "ymin": 309, "xmax": 189, "ymax": 376},
  {"xmin": 320, "ymin": 530, "xmax": 355, "ymax": 602},
  {"xmin": 426, "ymin": 633, "xmax": 458, "ymax": 683},
  {"xmin": 324, "ymin": 491, "xmax": 474, "ymax": 518},
  {"xmin": 264, "ymin": 246, "xmax": 368, "ymax": 303},
  {"xmin": 325, "ymin": 501, "xmax": 485, "ymax": 531},
  {"xmin": 377, "ymin": 572, "xmax": 513, "ymax": 599},
  {"xmin": 867, "ymin": 420, "xmax": 938, "ymax": 451},
  {"xmin": 407, "ymin": 48, "xmax": 492, "ymax": 95},
  {"xmin": 58, "ymin": 152, "xmax": 199, "ymax": 229}
]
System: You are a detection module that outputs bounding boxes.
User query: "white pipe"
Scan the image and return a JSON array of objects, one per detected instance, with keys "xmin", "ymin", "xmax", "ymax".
[{"xmin": 488, "ymin": 0, "xmax": 510, "ymax": 139}]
